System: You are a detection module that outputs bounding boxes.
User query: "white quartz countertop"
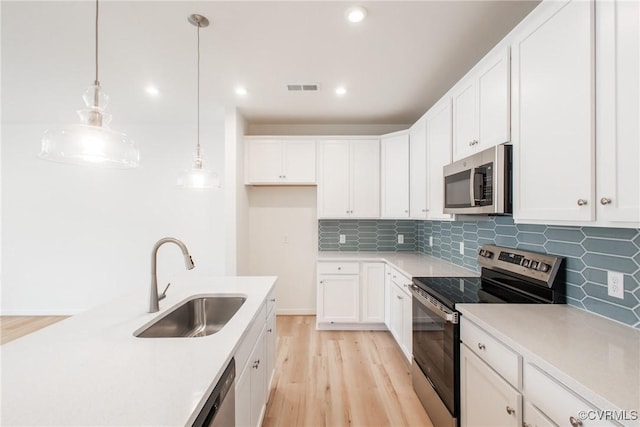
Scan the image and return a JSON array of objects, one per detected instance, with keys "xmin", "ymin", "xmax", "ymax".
[
  {"xmin": 457, "ymin": 304, "xmax": 640, "ymax": 423},
  {"xmin": 317, "ymin": 251, "xmax": 478, "ymax": 278},
  {"xmin": 1, "ymin": 275, "xmax": 277, "ymax": 427}
]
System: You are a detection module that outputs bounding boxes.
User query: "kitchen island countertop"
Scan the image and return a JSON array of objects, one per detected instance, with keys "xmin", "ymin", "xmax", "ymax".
[{"xmin": 1, "ymin": 275, "xmax": 276, "ymax": 427}]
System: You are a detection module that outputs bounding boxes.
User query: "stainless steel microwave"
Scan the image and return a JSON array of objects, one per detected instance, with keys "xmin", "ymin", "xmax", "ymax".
[{"xmin": 443, "ymin": 144, "xmax": 512, "ymax": 215}]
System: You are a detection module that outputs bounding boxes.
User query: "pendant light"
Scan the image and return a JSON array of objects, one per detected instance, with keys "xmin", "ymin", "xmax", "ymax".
[
  {"xmin": 177, "ymin": 14, "xmax": 220, "ymax": 190},
  {"xmin": 39, "ymin": 0, "xmax": 139, "ymax": 168}
]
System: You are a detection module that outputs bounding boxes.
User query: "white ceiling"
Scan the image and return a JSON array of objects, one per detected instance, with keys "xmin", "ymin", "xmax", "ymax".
[{"xmin": 1, "ymin": 1, "xmax": 539, "ymax": 127}]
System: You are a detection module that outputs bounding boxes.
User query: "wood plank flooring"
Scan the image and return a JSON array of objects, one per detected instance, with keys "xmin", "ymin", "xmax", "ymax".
[
  {"xmin": 1, "ymin": 314, "xmax": 434, "ymax": 427},
  {"xmin": 263, "ymin": 315, "xmax": 433, "ymax": 427},
  {"xmin": 0, "ymin": 316, "xmax": 67, "ymax": 345}
]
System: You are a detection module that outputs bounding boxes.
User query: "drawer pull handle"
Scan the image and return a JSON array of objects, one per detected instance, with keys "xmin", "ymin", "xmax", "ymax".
[
  {"xmin": 506, "ymin": 406, "xmax": 515, "ymax": 415},
  {"xmin": 569, "ymin": 416, "xmax": 583, "ymax": 427},
  {"xmin": 600, "ymin": 197, "xmax": 612, "ymax": 205},
  {"xmin": 477, "ymin": 343, "xmax": 486, "ymax": 350},
  {"xmin": 577, "ymin": 198, "xmax": 587, "ymax": 206}
]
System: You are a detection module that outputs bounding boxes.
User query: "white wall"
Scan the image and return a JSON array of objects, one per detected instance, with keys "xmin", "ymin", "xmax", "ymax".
[
  {"xmin": 248, "ymin": 187, "xmax": 317, "ymax": 314},
  {"xmin": 1, "ymin": 122, "xmax": 226, "ymax": 315}
]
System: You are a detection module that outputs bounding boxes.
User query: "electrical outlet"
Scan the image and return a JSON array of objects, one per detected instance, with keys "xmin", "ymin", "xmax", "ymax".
[
  {"xmin": 459, "ymin": 241, "xmax": 464, "ymax": 255},
  {"xmin": 459, "ymin": 278, "xmax": 465, "ymax": 292},
  {"xmin": 607, "ymin": 271, "xmax": 624, "ymax": 299},
  {"xmin": 339, "ymin": 234, "xmax": 346, "ymax": 244},
  {"xmin": 429, "ymin": 236, "xmax": 433, "ymax": 247},
  {"xmin": 398, "ymin": 234, "xmax": 404, "ymax": 244}
]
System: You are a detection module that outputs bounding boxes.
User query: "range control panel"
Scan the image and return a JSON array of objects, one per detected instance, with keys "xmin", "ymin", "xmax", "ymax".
[{"xmin": 478, "ymin": 244, "xmax": 563, "ymax": 287}]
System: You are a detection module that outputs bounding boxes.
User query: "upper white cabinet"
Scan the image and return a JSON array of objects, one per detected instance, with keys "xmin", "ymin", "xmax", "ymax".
[
  {"xmin": 245, "ymin": 139, "xmax": 316, "ymax": 185},
  {"xmin": 317, "ymin": 139, "xmax": 380, "ymax": 219},
  {"xmin": 512, "ymin": 0, "xmax": 595, "ymax": 223},
  {"xmin": 426, "ymin": 97, "xmax": 454, "ymax": 221},
  {"xmin": 381, "ymin": 132, "xmax": 410, "ymax": 218},
  {"xmin": 452, "ymin": 46, "xmax": 510, "ymax": 161},
  {"xmin": 409, "ymin": 119, "xmax": 428, "ymax": 219},
  {"xmin": 594, "ymin": 0, "xmax": 640, "ymax": 226}
]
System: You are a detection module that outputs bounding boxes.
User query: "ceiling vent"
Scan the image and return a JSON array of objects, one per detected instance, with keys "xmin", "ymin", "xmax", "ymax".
[{"xmin": 287, "ymin": 83, "xmax": 320, "ymax": 92}]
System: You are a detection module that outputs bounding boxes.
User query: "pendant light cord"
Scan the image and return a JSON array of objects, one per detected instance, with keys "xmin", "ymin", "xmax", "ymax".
[
  {"xmin": 93, "ymin": 0, "xmax": 100, "ymax": 107},
  {"xmin": 196, "ymin": 23, "xmax": 201, "ymax": 160}
]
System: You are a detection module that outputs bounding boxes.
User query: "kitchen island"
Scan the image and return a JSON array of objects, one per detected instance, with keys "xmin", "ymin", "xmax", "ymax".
[{"xmin": 1, "ymin": 275, "xmax": 276, "ymax": 426}]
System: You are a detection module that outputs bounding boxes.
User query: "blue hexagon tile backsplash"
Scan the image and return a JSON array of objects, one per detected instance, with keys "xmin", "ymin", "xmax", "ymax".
[{"xmin": 318, "ymin": 217, "xmax": 640, "ymax": 328}]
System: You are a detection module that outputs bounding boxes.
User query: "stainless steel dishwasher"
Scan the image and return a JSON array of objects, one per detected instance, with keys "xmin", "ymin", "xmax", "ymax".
[{"xmin": 192, "ymin": 358, "xmax": 235, "ymax": 427}]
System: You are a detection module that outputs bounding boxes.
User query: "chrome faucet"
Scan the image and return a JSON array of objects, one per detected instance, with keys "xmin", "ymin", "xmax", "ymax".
[{"xmin": 149, "ymin": 237, "xmax": 195, "ymax": 313}]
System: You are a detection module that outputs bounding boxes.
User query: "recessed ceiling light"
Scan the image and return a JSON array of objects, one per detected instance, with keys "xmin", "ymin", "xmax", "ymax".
[
  {"xmin": 145, "ymin": 85, "xmax": 160, "ymax": 97},
  {"xmin": 335, "ymin": 86, "xmax": 347, "ymax": 96},
  {"xmin": 235, "ymin": 87, "xmax": 248, "ymax": 96},
  {"xmin": 345, "ymin": 6, "xmax": 367, "ymax": 23}
]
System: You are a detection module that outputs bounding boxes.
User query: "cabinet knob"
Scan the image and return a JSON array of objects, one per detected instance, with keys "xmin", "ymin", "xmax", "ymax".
[
  {"xmin": 468, "ymin": 141, "xmax": 473, "ymax": 147},
  {"xmin": 477, "ymin": 343, "xmax": 486, "ymax": 350},
  {"xmin": 569, "ymin": 416, "xmax": 583, "ymax": 427},
  {"xmin": 404, "ymin": 210, "xmax": 408, "ymax": 213},
  {"xmin": 506, "ymin": 406, "xmax": 515, "ymax": 415},
  {"xmin": 268, "ymin": 328, "xmax": 273, "ymax": 333},
  {"xmin": 600, "ymin": 197, "xmax": 612, "ymax": 205},
  {"xmin": 523, "ymin": 423, "xmax": 532, "ymax": 427},
  {"xmin": 577, "ymin": 199, "xmax": 588, "ymax": 206},
  {"xmin": 320, "ymin": 280, "xmax": 324, "ymax": 284},
  {"xmin": 270, "ymin": 298, "xmax": 276, "ymax": 302},
  {"xmin": 397, "ymin": 295, "xmax": 403, "ymax": 300}
]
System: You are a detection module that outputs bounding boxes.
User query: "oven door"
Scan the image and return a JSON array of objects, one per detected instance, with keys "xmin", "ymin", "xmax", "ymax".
[{"xmin": 411, "ymin": 286, "xmax": 459, "ymax": 427}]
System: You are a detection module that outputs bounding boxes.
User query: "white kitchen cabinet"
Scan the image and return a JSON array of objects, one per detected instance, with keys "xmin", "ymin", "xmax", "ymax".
[
  {"xmin": 245, "ymin": 139, "xmax": 316, "ymax": 184},
  {"xmin": 409, "ymin": 119, "xmax": 428, "ymax": 219},
  {"xmin": 595, "ymin": 0, "xmax": 640, "ymax": 227},
  {"xmin": 381, "ymin": 132, "xmax": 410, "ymax": 218},
  {"xmin": 316, "ymin": 262, "xmax": 360, "ymax": 324},
  {"xmin": 512, "ymin": 0, "xmax": 595, "ymax": 223},
  {"xmin": 452, "ymin": 46, "xmax": 510, "ymax": 161},
  {"xmin": 425, "ymin": 97, "xmax": 454, "ymax": 220},
  {"xmin": 460, "ymin": 344, "xmax": 522, "ymax": 427},
  {"xmin": 236, "ymin": 324, "xmax": 267, "ymax": 427},
  {"xmin": 523, "ymin": 402, "xmax": 557, "ymax": 427},
  {"xmin": 360, "ymin": 262, "xmax": 385, "ymax": 323},
  {"xmin": 265, "ymin": 291, "xmax": 277, "ymax": 393},
  {"xmin": 388, "ymin": 267, "xmax": 412, "ymax": 362},
  {"xmin": 317, "ymin": 139, "xmax": 380, "ymax": 218}
]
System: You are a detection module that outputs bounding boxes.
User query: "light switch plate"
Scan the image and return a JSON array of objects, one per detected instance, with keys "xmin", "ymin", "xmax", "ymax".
[
  {"xmin": 398, "ymin": 234, "xmax": 404, "ymax": 244},
  {"xmin": 339, "ymin": 234, "xmax": 346, "ymax": 244},
  {"xmin": 607, "ymin": 271, "xmax": 624, "ymax": 299}
]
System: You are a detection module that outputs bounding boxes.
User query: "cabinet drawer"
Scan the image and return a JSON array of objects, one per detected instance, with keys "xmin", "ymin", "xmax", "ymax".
[
  {"xmin": 525, "ymin": 364, "xmax": 621, "ymax": 427},
  {"xmin": 460, "ymin": 318, "xmax": 521, "ymax": 388},
  {"xmin": 266, "ymin": 289, "xmax": 276, "ymax": 317},
  {"xmin": 317, "ymin": 262, "xmax": 359, "ymax": 275},
  {"xmin": 235, "ymin": 303, "xmax": 267, "ymax": 377}
]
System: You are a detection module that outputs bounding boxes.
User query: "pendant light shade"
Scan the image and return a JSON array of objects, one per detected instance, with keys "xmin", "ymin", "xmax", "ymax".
[
  {"xmin": 177, "ymin": 14, "xmax": 220, "ymax": 190},
  {"xmin": 39, "ymin": 0, "xmax": 139, "ymax": 168}
]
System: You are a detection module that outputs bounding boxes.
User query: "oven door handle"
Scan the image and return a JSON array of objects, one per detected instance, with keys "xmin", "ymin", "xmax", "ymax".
[{"xmin": 410, "ymin": 285, "xmax": 459, "ymax": 324}]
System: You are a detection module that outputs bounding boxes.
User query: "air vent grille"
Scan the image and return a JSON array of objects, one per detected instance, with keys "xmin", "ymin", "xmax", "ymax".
[{"xmin": 287, "ymin": 83, "xmax": 320, "ymax": 92}]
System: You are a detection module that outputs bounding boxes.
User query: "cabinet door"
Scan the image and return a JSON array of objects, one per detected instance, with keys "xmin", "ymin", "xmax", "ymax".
[
  {"xmin": 350, "ymin": 140, "xmax": 380, "ymax": 218},
  {"xmin": 235, "ymin": 365, "xmax": 252, "ymax": 427},
  {"xmin": 426, "ymin": 98, "xmax": 454, "ymax": 220},
  {"xmin": 283, "ymin": 140, "xmax": 316, "ymax": 184},
  {"xmin": 317, "ymin": 141, "xmax": 351, "ymax": 218},
  {"xmin": 523, "ymin": 402, "xmax": 558, "ymax": 427},
  {"xmin": 400, "ymin": 288, "xmax": 412, "ymax": 361},
  {"xmin": 384, "ymin": 266, "xmax": 392, "ymax": 328},
  {"xmin": 317, "ymin": 274, "xmax": 359, "ymax": 323},
  {"xmin": 409, "ymin": 120, "xmax": 428, "ymax": 218},
  {"xmin": 361, "ymin": 263, "xmax": 386, "ymax": 323},
  {"xmin": 512, "ymin": 0, "xmax": 595, "ymax": 223},
  {"xmin": 265, "ymin": 311, "xmax": 276, "ymax": 393},
  {"xmin": 389, "ymin": 284, "xmax": 404, "ymax": 345},
  {"xmin": 460, "ymin": 345, "xmax": 522, "ymax": 427},
  {"xmin": 246, "ymin": 140, "xmax": 283, "ymax": 183},
  {"xmin": 595, "ymin": 0, "xmax": 640, "ymax": 225},
  {"xmin": 452, "ymin": 78, "xmax": 478, "ymax": 161},
  {"xmin": 250, "ymin": 328, "xmax": 267, "ymax": 427},
  {"xmin": 381, "ymin": 133, "xmax": 410, "ymax": 218},
  {"xmin": 478, "ymin": 46, "xmax": 510, "ymax": 149}
]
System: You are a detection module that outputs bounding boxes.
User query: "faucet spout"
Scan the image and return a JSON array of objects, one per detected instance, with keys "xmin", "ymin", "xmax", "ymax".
[{"xmin": 149, "ymin": 237, "xmax": 195, "ymax": 313}]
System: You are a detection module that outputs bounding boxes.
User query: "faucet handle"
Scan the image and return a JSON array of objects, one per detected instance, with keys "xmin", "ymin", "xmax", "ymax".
[{"xmin": 159, "ymin": 282, "xmax": 171, "ymax": 301}]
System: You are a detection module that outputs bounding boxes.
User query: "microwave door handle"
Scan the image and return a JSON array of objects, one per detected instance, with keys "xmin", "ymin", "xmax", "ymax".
[{"xmin": 469, "ymin": 168, "xmax": 476, "ymax": 206}]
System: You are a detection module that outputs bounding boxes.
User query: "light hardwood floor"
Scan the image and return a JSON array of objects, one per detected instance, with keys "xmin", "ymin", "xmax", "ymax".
[
  {"xmin": 0, "ymin": 316, "xmax": 67, "ymax": 345},
  {"xmin": 1, "ymin": 315, "xmax": 433, "ymax": 427},
  {"xmin": 263, "ymin": 315, "xmax": 433, "ymax": 427}
]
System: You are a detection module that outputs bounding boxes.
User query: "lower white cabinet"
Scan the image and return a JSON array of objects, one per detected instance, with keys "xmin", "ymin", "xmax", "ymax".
[
  {"xmin": 388, "ymin": 267, "xmax": 412, "ymax": 362},
  {"xmin": 460, "ymin": 344, "xmax": 522, "ymax": 427},
  {"xmin": 523, "ymin": 402, "xmax": 557, "ymax": 427},
  {"xmin": 235, "ymin": 292, "xmax": 276, "ymax": 427},
  {"xmin": 316, "ymin": 261, "xmax": 386, "ymax": 328}
]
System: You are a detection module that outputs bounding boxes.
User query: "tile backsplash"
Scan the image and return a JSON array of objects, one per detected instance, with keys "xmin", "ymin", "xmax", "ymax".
[{"xmin": 318, "ymin": 217, "xmax": 640, "ymax": 328}]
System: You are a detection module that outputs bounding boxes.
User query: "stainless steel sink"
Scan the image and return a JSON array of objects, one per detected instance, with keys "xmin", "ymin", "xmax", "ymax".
[{"xmin": 135, "ymin": 296, "xmax": 246, "ymax": 338}]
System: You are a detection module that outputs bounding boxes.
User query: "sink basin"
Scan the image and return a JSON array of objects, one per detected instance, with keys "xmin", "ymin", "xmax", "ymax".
[{"xmin": 135, "ymin": 296, "xmax": 246, "ymax": 338}]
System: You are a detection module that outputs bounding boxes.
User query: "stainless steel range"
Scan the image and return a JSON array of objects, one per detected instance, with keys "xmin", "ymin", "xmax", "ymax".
[{"xmin": 409, "ymin": 244, "xmax": 565, "ymax": 427}]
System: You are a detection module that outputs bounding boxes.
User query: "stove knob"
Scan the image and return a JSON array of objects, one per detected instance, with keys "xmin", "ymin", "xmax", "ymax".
[
  {"xmin": 522, "ymin": 259, "xmax": 530, "ymax": 268},
  {"xmin": 530, "ymin": 261, "xmax": 539, "ymax": 269},
  {"xmin": 540, "ymin": 263, "xmax": 551, "ymax": 272},
  {"xmin": 485, "ymin": 250, "xmax": 494, "ymax": 258}
]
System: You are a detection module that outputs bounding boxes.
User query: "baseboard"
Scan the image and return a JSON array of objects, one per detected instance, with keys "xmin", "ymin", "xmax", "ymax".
[
  {"xmin": 315, "ymin": 322, "xmax": 388, "ymax": 331},
  {"xmin": 276, "ymin": 308, "xmax": 316, "ymax": 315}
]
